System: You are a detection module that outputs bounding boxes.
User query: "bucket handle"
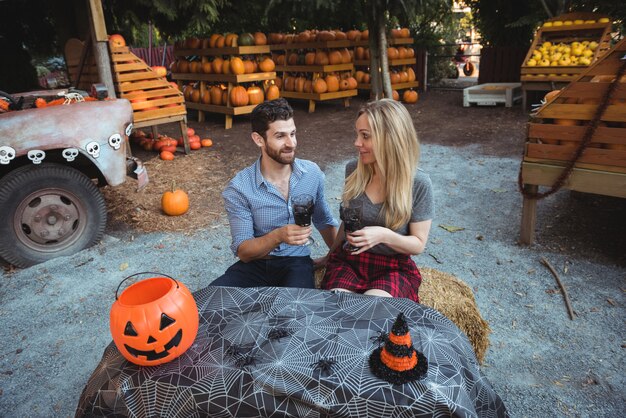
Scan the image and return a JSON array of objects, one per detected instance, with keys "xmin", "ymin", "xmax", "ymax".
[{"xmin": 115, "ymin": 272, "xmax": 179, "ymax": 300}]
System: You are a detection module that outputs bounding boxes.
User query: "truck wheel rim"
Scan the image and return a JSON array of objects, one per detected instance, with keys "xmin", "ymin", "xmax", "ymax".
[{"xmin": 14, "ymin": 188, "xmax": 86, "ymax": 252}]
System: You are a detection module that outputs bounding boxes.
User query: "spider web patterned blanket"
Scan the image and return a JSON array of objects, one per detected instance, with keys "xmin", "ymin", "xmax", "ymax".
[{"xmin": 76, "ymin": 286, "xmax": 508, "ymax": 417}]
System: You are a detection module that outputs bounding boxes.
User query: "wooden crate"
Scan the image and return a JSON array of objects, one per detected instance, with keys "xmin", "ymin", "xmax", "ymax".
[
  {"xmin": 463, "ymin": 83, "xmax": 522, "ymax": 107},
  {"xmin": 521, "ymin": 12, "xmax": 612, "ymax": 82},
  {"xmin": 519, "ymin": 38, "xmax": 626, "ymax": 244}
]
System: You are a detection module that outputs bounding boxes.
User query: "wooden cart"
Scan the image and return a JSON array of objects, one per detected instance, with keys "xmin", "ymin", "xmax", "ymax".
[
  {"xmin": 520, "ymin": 12, "xmax": 612, "ymax": 109},
  {"xmin": 519, "ymin": 38, "xmax": 626, "ymax": 244}
]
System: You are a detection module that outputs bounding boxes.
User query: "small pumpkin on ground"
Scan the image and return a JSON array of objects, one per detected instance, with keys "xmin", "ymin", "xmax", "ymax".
[{"xmin": 162, "ymin": 182, "xmax": 189, "ymax": 216}]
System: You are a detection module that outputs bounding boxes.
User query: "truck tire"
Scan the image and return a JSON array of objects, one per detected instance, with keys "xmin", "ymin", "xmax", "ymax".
[{"xmin": 0, "ymin": 163, "xmax": 107, "ymax": 268}]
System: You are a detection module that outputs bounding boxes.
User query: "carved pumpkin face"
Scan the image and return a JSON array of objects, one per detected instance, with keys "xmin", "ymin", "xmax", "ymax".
[{"xmin": 110, "ymin": 277, "xmax": 198, "ymax": 366}]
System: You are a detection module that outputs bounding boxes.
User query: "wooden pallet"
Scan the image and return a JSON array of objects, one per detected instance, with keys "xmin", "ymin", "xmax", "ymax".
[
  {"xmin": 109, "ymin": 46, "xmax": 189, "ymax": 152},
  {"xmin": 519, "ymin": 38, "xmax": 626, "ymax": 244},
  {"xmin": 65, "ymin": 39, "xmax": 190, "ymax": 153}
]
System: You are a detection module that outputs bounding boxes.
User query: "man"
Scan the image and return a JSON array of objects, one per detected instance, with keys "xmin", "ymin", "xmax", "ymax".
[{"xmin": 211, "ymin": 98, "xmax": 338, "ymax": 288}]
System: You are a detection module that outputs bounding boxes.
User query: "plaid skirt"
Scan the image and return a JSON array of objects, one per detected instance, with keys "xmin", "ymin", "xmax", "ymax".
[{"xmin": 321, "ymin": 247, "xmax": 422, "ymax": 303}]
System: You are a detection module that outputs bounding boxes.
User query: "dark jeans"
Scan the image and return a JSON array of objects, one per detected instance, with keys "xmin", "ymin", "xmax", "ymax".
[{"xmin": 210, "ymin": 256, "xmax": 314, "ymax": 288}]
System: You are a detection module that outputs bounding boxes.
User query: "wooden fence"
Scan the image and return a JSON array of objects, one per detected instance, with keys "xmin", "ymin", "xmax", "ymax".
[{"xmin": 478, "ymin": 46, "xmax": 527, "ymax": 84}]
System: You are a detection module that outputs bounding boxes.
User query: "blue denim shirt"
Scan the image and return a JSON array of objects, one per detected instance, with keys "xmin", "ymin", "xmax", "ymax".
[{"xmin": 223, "ymin": 157, "xmax": 338, "ymax": 257}]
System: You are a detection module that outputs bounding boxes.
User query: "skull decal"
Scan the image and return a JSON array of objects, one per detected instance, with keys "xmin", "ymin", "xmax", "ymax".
[
  {"xmin": 27, "ymin": 149, "xmax": 46, "ymax": 164},
  {"xmin": 108, "ymin": 133, "xmax": 122, "ymax": 150},
  {"xmin": 62, "ymin": 148, "xmax": 79, "ymax": 162},
  {"xmin": 125, "ymin": 123, "xmax": 134, "ymax": 137},
  {"xmin": 0, "ymin": 145, "xmax": 16, "ymax": 165},
  {"xmin": 86, "ymin": 141, "xmax": 100, "ymax": 158}
]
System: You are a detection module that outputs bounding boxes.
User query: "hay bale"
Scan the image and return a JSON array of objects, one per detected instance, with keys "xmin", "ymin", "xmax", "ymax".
[
  {"xmin": 315, "ymin": 266, "xmax": 490, "ymax": 364},
  {"xmin": 419, "ymin": 267, "xmax": 491, "ymax": 364}
]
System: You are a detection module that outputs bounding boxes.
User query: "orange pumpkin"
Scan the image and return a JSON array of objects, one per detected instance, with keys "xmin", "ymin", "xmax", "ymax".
[
  {"xmin": 178, "ymin": 60, "xmax": 190, "ymax": 73},
  {"xmin": 403, "ymin": 89, "xmax": 419, "ymax": 104},
  {"xmin": 258, "ymin": 57, "xmax": 275, "ymax": 72},
  {"xmin": 230, "ymin": 85, "xmax": 249, "ymax": 106},
  {"xmin": 161, "ymin": 183, "xmax": 189, "ymax": 216},
  {"xmin": 108, "ymin": 34, "xmax": 126, "ymax": 48},
  {"xmin": 225, "ymin": 33, "xmax": 238, "ymax": 47},
  {"xmin": 189, "ymin": 141, "xmax": 202, "ymax": 150},
  {"xmin": 212, "ymin": 57, "xmax": 224, "ymax": 74},
  {"xmin": 160, "ymin": 150, "xmax": 175, "ymax": 160},
  {"xmin": 109, "ymin": 274, "xmax": 198, "ymax": 366},
  {"xmin": 254, "ymin": 32, "xmax": 267, "ymax": 45},
  {"xmin": 266, "ymin": 84, "xmax": 280, "ymax": 101},
  {"xmin": 242, "ymin": 59, "xmax": 255, "ymax": 74},
  {"xmin": 247, "ymin": 85, "xmax": 265, "ymax": 105},
  {"xmin": 325, "ymin": 74, "xmax": 340, "ymax": 92},
  {"xmin": 151, "ymin": 66, "xmax": 167, "ymax": 77},
  {"xmin": 313, "ymin": 78, "xmax": 328, "ymax": 94},
  {"xmin": 210, "ymin": 85, "xmax": 223, "ymax": 105},
  {"xmin": 314, "ymin": 51, "xmax": 329, "ymax": 65},
  {"xmin": 230, "ymin": 57, "xmax": 245, "ymax": 75},
  {"xmin": 346, "ymin": 77, "xmax": 358, "ymax": 90},
  {"xmin": 201, "ymin": 138, "xmax": 214, "ymax": 147},
  {"xmin": 328, "ymin": 50, "xmax": 343, "ymax": 65},
  {"xmin": 201, "ymin": 61, "xmax": 213, "ymax": 74}
]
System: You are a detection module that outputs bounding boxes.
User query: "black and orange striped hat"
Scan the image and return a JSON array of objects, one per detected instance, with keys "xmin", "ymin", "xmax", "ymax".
[{"xmin": 369, "ymin": 312, "xmax": 428, "ymax": 384}]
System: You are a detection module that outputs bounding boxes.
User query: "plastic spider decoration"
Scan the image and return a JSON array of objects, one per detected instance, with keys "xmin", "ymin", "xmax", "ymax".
[
  {"xmin": 370, "ymin": 331, "xmax": 389, "ymax": 348},
  {"xmin": 234, "ymin": 353, "xmax": 258, "ymax": 368},
  {"xmin": 225, "ymin": 342, "xmax": 255, "ymax": 358},
  {"xmin": 267, "ymin": 327, "xmax": 290, "ymax": 342},
  {"xmin": 311, "ymin": 357, "xmax": 336, "ymax": 376}
]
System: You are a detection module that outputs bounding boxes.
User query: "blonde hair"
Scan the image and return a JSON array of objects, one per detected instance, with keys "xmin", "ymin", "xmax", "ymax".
[{"xmin": 343, "ymin": 99, "xmax": 420, "ymax": 230}]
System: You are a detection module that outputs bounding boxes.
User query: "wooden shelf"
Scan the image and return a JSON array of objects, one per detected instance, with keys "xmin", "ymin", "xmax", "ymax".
[
  {"xmin": 276, "ymin": 64, "xmax": 354, "ymax": 73},
  {"xmin": 356, "ymin": 81, "xmax": 419, "ymax": 90},
  {"xmin": 174, "ymin": 45, "xmax": 271, "ymax": 56},
  {"xmin": 352, "ymin": 37, "xmax": 414, "ymax": 47},
  {"xmin": 172, "ymin": 72, "xmax": 276, "ymax": 83},
  {"xmin": 281, "ymin": 89, "xmax": 357, "ymax": 113},
  {"xmin": 269, "ymin": 40, "xmax": 352, "ymax": 50},
  {"xmin": 185, "ymin": 102, "xmax": 259, "ymax": 115},
  {"xmin": 354, "ymin": 58, "xmax": 416, "ymax": 67}
]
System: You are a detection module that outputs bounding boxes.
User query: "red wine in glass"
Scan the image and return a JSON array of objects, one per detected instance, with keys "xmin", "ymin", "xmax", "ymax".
[
  {"xmin": 292, "ymin": 194, "xmax": 315, "ymax": 246},
  {"xmin": 340, "ymin": 202, "xmax": 362, "ymax": 252}
]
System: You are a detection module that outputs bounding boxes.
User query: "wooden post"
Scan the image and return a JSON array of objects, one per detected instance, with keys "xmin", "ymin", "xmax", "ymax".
[
  {"xmin": 520, "ymin": 184, "xmax": 538, "ymax": 245},
  {"xmin": 87, "ymin": 0, "xmax": 116, "ymax": 98}
]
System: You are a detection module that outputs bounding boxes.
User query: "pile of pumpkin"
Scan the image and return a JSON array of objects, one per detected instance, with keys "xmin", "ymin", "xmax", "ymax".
[
  {"xmin": 177, "ymin": 32, "xmax": 268, "ymax": 50},
  {"xmin": 131, "ymin": 127, "xmax": 214, "ymax": 160},
  {"xmin": 266, "ymin": 27, "xmax": 409, "ymax": 45},
  {"xmin": 272, "ymin": 48, "xmax": 353, "ymax": 66},
  {"xmin": 181, "ymin": 82, "xmax": 279, "ymax": 107},
  {"xmin": 280, "ymin": 72, "xmax": 357, "ymax": 94},
  {"xmin": 171, "ymin": 54, "xmax": 276, "ymax": 75}
]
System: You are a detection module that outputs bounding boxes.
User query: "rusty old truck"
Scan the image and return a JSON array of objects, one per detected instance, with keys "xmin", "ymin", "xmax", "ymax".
[{"xmin": 0, "ymin": 90, "xmax": 147, "ymax": 268}]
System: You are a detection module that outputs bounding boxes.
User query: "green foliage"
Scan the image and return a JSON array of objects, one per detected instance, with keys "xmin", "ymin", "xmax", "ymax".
[{"xmin": 468, "ymin": 0, "xmax": 535, "ymax": 47}]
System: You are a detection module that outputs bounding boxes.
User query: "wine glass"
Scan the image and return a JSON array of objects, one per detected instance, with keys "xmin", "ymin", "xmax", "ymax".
[
  {"xmin": 340, "ymin": 201, "xmax": 363, "ymax": 252},
  {"xmin": 292, "ymin": 194, "xmax": 315, "ymax": 246}
]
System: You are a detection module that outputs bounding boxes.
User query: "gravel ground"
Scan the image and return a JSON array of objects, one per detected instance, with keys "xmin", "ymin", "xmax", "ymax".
[{"xmin": 1, "ymin": 113, "xmax": 625, "ymax": 416}]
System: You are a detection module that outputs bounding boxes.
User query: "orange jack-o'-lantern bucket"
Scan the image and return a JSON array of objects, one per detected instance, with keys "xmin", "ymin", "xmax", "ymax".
[{"xmin": 110, "ymin": 272, "xmax": 199, "ymax": 366}]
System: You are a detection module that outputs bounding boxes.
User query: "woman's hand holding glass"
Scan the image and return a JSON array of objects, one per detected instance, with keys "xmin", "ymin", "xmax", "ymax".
[{"xmin": 340, "ymin": 202, "xmax": 363, "ymax": 252}]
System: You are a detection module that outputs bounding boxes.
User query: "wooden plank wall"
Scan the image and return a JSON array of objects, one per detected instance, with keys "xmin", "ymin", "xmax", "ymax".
[{"xmin": 478, "ymin": 46, "xmax": 527, "ymax": 84}]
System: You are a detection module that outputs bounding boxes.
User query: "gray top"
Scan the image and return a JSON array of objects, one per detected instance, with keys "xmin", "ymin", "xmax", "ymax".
[{"xmin": 344, "ymin": 159, "xmax": 434, "ymax": 255}]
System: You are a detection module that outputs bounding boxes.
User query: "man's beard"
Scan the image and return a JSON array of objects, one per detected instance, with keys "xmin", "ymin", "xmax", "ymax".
[{"xmin": 265, "ymin": 143, "xmax": 295, "ymax": 165}]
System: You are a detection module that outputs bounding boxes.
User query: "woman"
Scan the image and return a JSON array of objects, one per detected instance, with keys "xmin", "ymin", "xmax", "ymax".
[{"xmin": 321, "ymin": 99, "xmax": 434, "ymax": 302}]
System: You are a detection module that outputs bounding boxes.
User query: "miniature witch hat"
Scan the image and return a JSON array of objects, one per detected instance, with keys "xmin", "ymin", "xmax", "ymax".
[{"xmin": 369, "ymin": 312, "xmax": 427, "ymax": 384}]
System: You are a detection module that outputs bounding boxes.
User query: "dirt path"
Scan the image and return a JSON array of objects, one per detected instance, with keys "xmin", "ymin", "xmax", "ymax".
[{"xmin": 1, "ymin": 91, "xmax": 624, "ymax": 417}]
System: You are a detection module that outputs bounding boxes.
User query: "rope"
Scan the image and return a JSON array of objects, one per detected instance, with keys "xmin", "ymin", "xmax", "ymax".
[{"xmin": 518, "ymin": 54, "xmax": 626, "ymax": 200}]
